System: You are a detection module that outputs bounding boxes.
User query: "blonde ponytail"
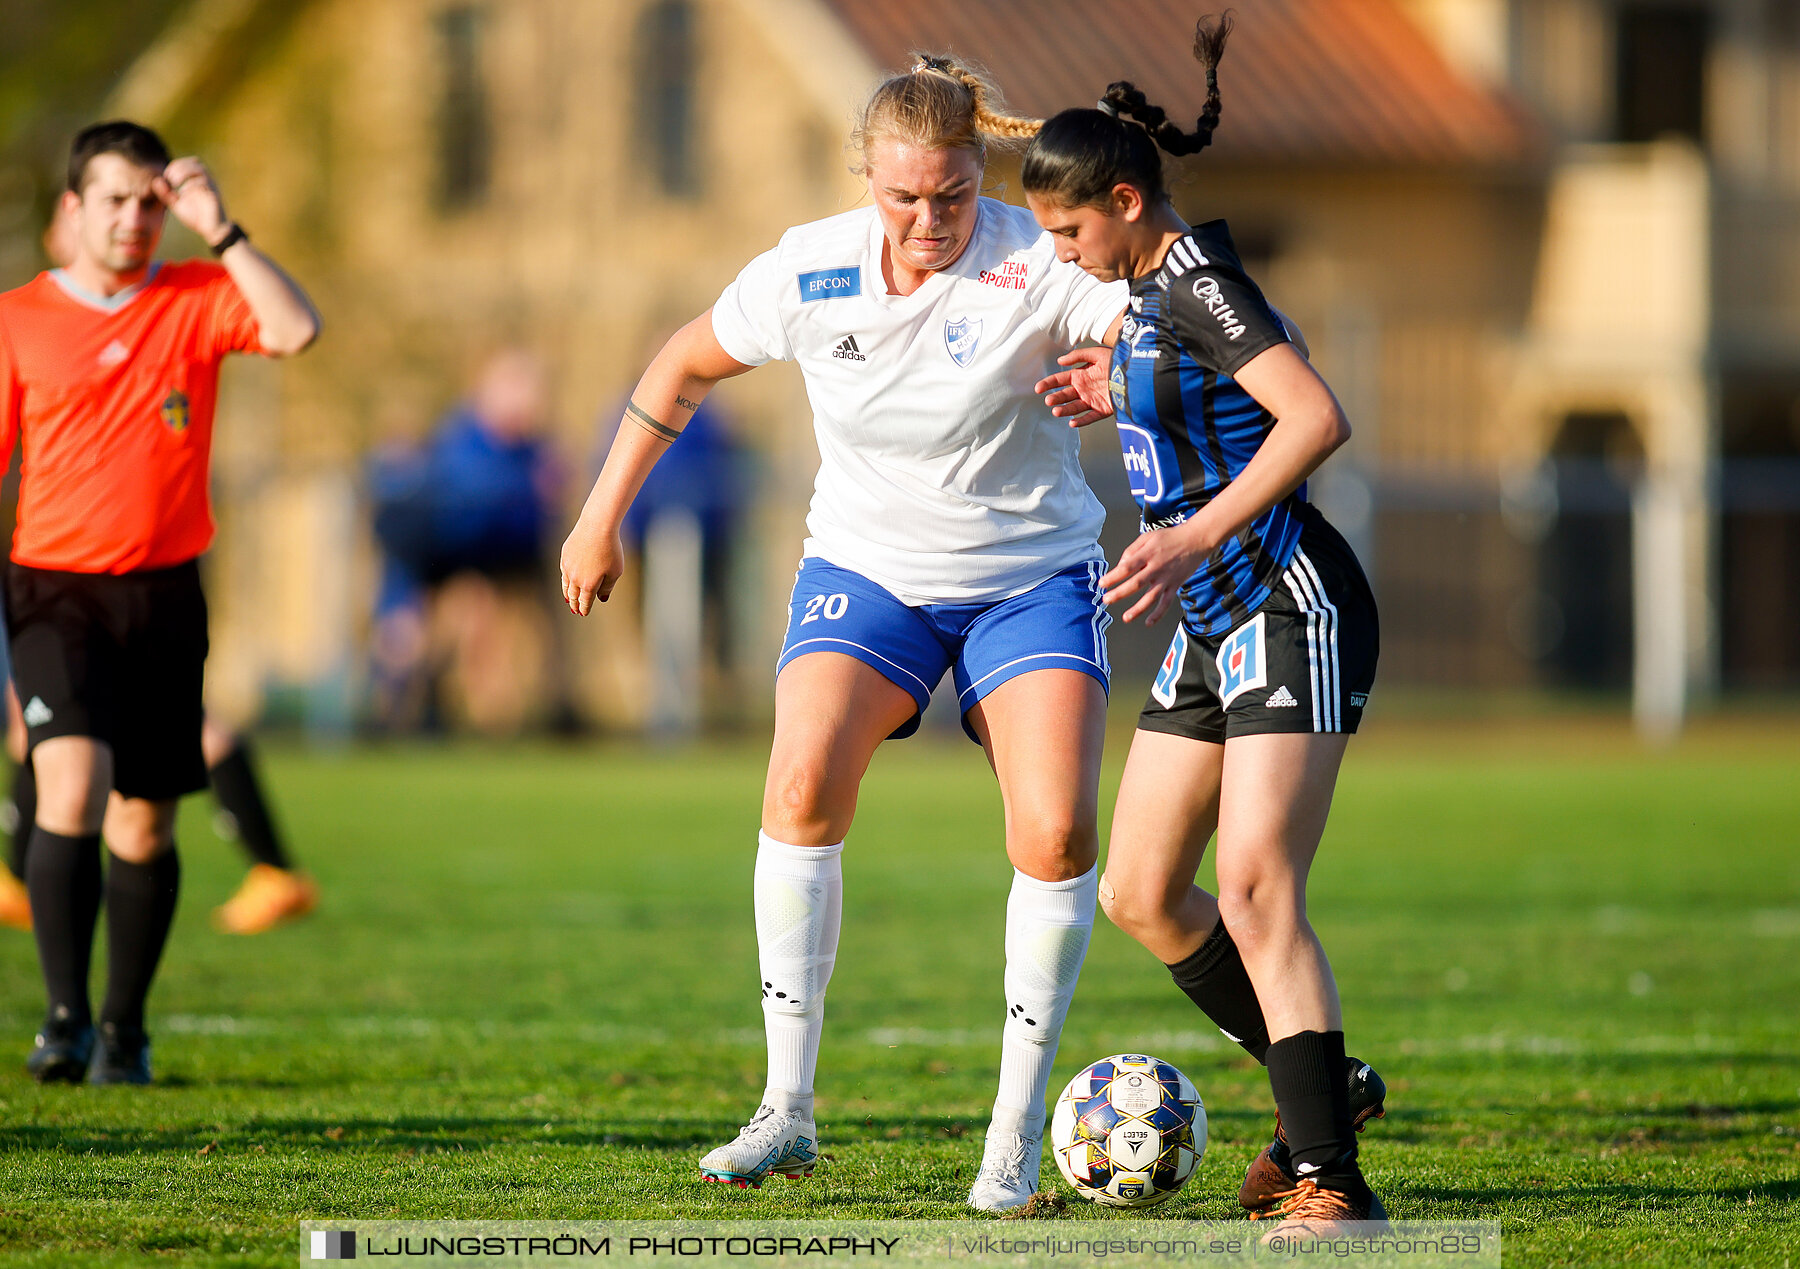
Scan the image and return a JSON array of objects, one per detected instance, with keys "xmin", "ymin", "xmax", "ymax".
[{"xmin": 851, "ymin": 53, "xmax": 1041, "ymax": 173}]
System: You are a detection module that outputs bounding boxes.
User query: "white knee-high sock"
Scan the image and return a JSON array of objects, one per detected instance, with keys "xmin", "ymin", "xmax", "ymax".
[
  {"xmin": 754, "ymin": 832, "xmax": 842, "ymax": 1113},
  {"xmin": 992, "ymin": 865, "xmax": 1097, "ymax": 1133}
]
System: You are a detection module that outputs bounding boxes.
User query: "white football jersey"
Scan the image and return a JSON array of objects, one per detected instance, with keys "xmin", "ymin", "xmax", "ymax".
[{"xmin": 711, "ymin": 199, "xmax": 1126, "ymax": 605}]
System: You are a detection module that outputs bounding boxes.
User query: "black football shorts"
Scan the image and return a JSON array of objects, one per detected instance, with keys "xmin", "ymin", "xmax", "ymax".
[
  {"xmin": 5, "ymin": 559, "xmax": 209, "ymax": 800},
  {"xmin": 1137, "ymin": 515, "xmax": 1378, "ymax": 744}
]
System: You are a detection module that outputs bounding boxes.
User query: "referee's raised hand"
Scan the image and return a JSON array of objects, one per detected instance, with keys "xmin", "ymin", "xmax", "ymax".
[
  {"xmin": 152, "ymin": 157, "xmax": 230, "ymax": 247},
  {"xmin": 152, "ymin": 154, "xmax": 319, "ymax": 354}
]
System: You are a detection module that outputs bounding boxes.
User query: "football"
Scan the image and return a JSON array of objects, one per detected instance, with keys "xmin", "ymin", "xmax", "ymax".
[{"xmin": 1049, "ymin": 1053, "xmax": 1206, "ymax": 1207}]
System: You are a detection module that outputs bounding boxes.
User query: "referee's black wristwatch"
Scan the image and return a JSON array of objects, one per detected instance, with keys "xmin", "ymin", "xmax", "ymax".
[{"xmin": 209, "ymin": 223, "xmax": 248, "ymax": 256}]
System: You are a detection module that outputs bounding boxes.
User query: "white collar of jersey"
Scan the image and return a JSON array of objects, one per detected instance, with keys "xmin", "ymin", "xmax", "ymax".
[{"xmin": 49, "ymin": 262, "xmax": 164, "ymax": 313}]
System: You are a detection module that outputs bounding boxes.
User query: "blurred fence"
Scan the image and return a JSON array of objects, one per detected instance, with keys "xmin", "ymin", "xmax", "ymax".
[{"xmin": 1080, "ymin": 434, "xmax": 1800, "ymax": 703}]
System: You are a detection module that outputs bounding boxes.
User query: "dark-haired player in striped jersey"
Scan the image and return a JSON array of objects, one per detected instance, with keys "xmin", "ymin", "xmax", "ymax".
[{"xmin": 1021, "ymin": 15, "xmax": 1389, "ymax": 1239}]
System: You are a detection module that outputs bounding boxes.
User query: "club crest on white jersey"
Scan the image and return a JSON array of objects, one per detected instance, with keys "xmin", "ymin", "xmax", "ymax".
[
  {"xmin": 944, "ymin": 316, "xmax": 982, "ymax": 368},
  {"xmin": 708, "ymin": 199, "xmax": 1126, "ymax": 603},
  {"xmin": 1216, "ymin": 613, "xmax": 1268, "ymax": 708}
]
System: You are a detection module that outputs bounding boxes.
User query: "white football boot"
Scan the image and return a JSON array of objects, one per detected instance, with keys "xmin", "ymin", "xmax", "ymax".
[
  {"xmin": 699, "ymin": 1100, "xmax": 818, "ymax": 1188},
  {"xmin": 967, "ymin": 1107, "xmax": 1044, "ymax": 1212}
]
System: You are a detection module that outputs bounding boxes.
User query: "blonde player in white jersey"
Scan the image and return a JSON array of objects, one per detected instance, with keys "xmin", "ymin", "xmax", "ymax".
[{"xmin": 561, "ymin": 57, "xmax": 1125, "ymax": 1211}]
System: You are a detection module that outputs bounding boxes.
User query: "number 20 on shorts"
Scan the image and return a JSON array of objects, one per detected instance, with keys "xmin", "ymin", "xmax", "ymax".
[{"xmin": 800, "ymin": 593, "xmax": 850, "ymax": 624}]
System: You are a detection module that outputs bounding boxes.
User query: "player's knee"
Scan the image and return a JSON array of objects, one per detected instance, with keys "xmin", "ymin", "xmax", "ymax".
[
  {"xmin": 100, "ymin": 797, "xmax": 176, "ymax": 863},
  {"xmin": 762, "ymin": 763, "xmax": 848, "ymax": 844},
  {"xmin": 1098, "ymin": 872, "xmax": 1171, "ymax": 944},
  {"xmin": 32, "ymin": 776, "xmax": 108, "ymax": 836},
  {"xmin": 104, "ymin": 828, "xmax": 171, "ymax": 865},
  {"xmin": 1010, "ymin": 810, "xmax": 1096, "ymax": 878},
  {"xmin": 1215, "ymin": 875, "xmax": 1297, "ymax": 949}
]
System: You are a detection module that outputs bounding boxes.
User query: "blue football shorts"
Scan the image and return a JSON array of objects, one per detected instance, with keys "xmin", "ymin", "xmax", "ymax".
[{"xmin": 777, "ymin": 556, "xmax": 1112, "ymax": 743}]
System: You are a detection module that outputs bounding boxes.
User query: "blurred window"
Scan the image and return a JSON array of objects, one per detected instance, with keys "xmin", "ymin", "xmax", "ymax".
[
  {"xmin": 1720, "ymin": 375, "xmax": 1800, "ymax": 688},
  {"xmin": 636, "ymin": 0, "xmax": 700, "ymax": 199},
  {"xmin": 1224, "ymin": 225, "xmax": 1278, "ymax": 286},
  {"xmin": 1540, "ymin": 411, "xmax": 1640, "ymax": 690},
  {"xmin": 1615, "ymin": 4, "xmax": 1708, "ymax": 145},
  {"xmin": 435, "ymin": 4, "xmax": 491, "ymax": 210}
]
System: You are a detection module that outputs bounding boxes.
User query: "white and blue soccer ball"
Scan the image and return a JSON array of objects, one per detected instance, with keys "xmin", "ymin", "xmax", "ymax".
[{"xmin": 1050, "ymin": 1053, "xmax": 1206, "ymax": 1208}]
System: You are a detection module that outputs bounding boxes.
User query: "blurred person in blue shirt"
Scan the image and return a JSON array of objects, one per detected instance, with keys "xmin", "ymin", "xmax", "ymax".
[
  {"xmin": 601, "ymin": 389, "xmax": 747, "ymax": 693},
  {"xmin": 370, "ymin": 349, "xmax": 569, "ymax": 732},
  {"xmin": 615, "ymin": 398, "xmax": 742, "ymax": 561}
]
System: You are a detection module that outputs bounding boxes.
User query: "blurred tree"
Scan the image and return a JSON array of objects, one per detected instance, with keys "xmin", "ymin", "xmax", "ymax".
[{"xmin": 0, "ymin": 0, "xmax": 189, "ymax": 286}]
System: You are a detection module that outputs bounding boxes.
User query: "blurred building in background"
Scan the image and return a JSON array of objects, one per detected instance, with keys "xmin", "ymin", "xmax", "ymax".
[{"xmin": 1, "ymin": 0, "xmax": 1797, "ymax": 735}]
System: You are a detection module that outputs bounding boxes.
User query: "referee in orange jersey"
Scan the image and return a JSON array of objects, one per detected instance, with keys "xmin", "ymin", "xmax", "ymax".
[{"xmin": 0, "ymin": 121, "xmax": 319, "ymax": 1084}]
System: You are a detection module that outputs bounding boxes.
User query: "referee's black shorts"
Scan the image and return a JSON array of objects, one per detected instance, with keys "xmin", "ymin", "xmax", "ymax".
[
  {"xmin": 5, "ymin": 559, "xmax": 209, "ymax": 801},
  {"xmin": 1138, "ymin": 513, "xmax": 1378, "ymax": 745}
]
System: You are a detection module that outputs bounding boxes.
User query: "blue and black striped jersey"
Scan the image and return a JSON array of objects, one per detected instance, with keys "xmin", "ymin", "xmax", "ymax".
[{"xmin": 1107, "ymin": 219, "xmax": 1309, "ymax": 638}]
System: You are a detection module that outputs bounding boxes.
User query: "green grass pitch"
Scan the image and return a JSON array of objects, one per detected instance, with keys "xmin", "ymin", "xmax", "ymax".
[{"xmin": 0, "ymin": 717, "xmax": 1796, "ymax": 1265}]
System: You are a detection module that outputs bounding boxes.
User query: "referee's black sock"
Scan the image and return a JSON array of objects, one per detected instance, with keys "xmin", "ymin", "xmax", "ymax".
[
  {"xmin": 99, "ymin": 847, "xmax": 181, "ymax": 1035},
  {"xmin": 24, "ymin": 828, "xmax": 102, "ymax": 1023},
  {"xmin": 208, "ymin": 740, "xmax": 290, "ymax": 871},
  {"xmin": 1167, "ymin": 918, "xmax": 1270, "ymax": 1063},
  {"xmin": 1266, "ymin": 1029, "xmax": 1367, "ymax": 1196},
  {"xmin": 7, "ymin": 761, "xmax": 37, "ymax": 879}
]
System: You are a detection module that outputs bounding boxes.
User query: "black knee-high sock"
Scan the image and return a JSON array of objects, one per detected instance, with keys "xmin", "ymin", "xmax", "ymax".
[
  {"xmin": 1266, "ymin": 1030, "xmax": 1365, "ymax": 1192},
  {"xmin": 1168, "ymin": 918, "xmax": 1271, "ymax": 1062},
  {"xmin": 208, "ymin": 740, "xmax": 290, "ymax": 870},
  {"xmin": 25, "ymin": 828, "xmax": 103, "ymax": 1022},
  {"xmin": 99, "ymin": 848, "xmax": 181, "ymax": 1034},
  {"xmin": 7, "ymin": 762, "xmax": 37, "ymax": 879}
]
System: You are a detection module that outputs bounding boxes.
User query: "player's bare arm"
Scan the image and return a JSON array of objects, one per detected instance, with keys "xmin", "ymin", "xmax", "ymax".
[
  {"xmin": 1100, "ymin": 342, "xmax": 1349, "ymax": 623},
  {"xmin": 559, "ymin": 312, "xmax": 751, "ymax": 616},
  {"xmin": 155, "ymin": 157, "xmax": 320, "ymax": 356}
]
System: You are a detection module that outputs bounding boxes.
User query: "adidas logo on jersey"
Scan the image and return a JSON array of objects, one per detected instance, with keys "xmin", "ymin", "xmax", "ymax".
[
  {"xmin": 831, "ymin": 334, "xmax": 867, "ymax": 362},
  {"xmin": 22, "ymin": 697, "xmax": 53, "ymax": 727},
  {"xmin": 98, "ymin": 339, "xmax": 131, "ymax": 367},
  {"xmin": 1266, "ymin": 685, "xmax": 1299, "ymax": 708}
]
